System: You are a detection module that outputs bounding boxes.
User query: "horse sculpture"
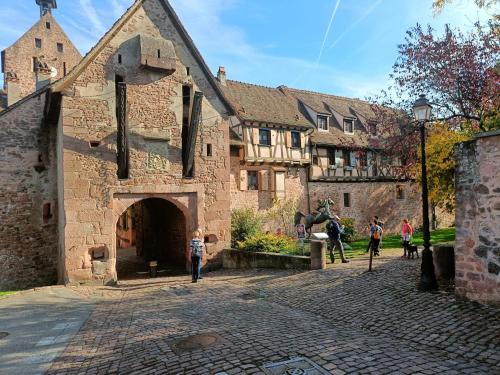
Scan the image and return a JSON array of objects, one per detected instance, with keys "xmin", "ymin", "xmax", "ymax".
[{"xmin": 294, "ymin": 198, "xmax": 335, "ymax": 237}]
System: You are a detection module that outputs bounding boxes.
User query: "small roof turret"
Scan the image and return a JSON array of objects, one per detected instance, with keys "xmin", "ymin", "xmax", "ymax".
[{"xmin": 36, "ymin": 0, "xmax": 57, "ymax": 18}]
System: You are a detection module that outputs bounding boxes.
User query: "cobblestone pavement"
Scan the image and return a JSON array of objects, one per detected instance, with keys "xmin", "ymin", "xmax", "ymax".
[{"xmin": 47, "ymin": 250, "xmax": 500, "ymax": 375}]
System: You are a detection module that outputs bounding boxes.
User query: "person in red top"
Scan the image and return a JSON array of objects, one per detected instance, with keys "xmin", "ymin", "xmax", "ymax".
[{"xmin": 401, "ymin": 219, "xmax": 414, "ymax": 257}]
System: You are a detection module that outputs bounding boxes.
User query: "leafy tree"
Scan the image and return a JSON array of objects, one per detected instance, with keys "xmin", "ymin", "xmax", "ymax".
[
  {"xmin": 412, "ymin": 122, "xmax": 471, "ymax": 213},
  {"xmin": 231, "ymin": 208, "xmax": 262, "ymax": 248},
  {"xmin": 265, "ymin": 197, "xmax": 300, "ymax": 237},
  {"xmin": 433, "ymin": 0, "xmax": 498, "ymax": 14}
]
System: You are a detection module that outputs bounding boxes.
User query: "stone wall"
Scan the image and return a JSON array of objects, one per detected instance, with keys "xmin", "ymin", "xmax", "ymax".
[
  {"xmin": 454, "ymin": 131, "xmax": 500, "ymax": 305},
  {"xmin": 60, "ymin": 0, "xmax": 231, "ymax": 285},
  {"xmin": 222, "ymin": 249, "xmax": 310, "ymax": 270},
  {"xmin": 2, "ymin": 13, "xmax": 81, "ymax": 105},
  {"xmin": 308, "ymin": 181, "xmax": 423, "ymax": 234},
  {"xmin": 0, "ymin": 94, "xmax": 59, "ymax": 290}
]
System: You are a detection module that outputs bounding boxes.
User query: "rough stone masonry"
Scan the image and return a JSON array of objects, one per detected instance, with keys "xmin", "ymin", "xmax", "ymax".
[{"xmin": 455, "ymin": 130, "xmax": 500, "ymax": 305}]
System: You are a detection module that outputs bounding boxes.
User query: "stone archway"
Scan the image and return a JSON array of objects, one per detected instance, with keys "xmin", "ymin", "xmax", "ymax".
[{"xmin": 115, "ymin": 197, "xmax": 188, "ymax": 279}]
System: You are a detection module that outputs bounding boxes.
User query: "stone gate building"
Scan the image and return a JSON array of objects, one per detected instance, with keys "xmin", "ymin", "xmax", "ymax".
[{"xmin": 0, "ymin": 0, "xmax": 232, "ymax": 289}]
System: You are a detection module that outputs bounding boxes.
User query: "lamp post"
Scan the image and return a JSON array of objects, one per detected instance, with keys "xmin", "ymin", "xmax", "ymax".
[{"xmin": 412, "ymin": 94, "xmax": 438, "ymax": 291}]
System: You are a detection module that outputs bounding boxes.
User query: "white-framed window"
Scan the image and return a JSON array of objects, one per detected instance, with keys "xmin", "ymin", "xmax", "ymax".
[
  {"xmin": 291, "ymin": 131, "xmax": 301, "ymax": 148},
  {"xmin": 259, "ymin": 129, "xmax": 271, "ymax": 146},
  {"xmin": 317, "ymin": 115, "xmax": 329, "ymax": 131},
  {"xmin": 343, "ymin": 118, "xmax": 354, "ymax": 134}
]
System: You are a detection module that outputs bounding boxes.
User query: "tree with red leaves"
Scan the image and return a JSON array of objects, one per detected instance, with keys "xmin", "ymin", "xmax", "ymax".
[{"xmin": 368, "ymin": 20, "xmax": 499, "ymax": 213}]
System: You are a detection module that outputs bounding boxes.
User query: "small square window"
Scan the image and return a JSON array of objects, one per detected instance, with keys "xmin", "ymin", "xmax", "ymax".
[
  {"xmin": 396, "ymin": 185, "xmax": 405, "ymax": 200},
  {"xmin": 46, "ymin": 22, "xmax": 51, "ymax": 29},
  {"xmin": 89, "ymin": 141, "xmax": 100, "ymax": 148},
  {"xmin": 248, "ymin": 171, "xmax": 258, "ymax": 190},
  {"xmin": 259, "ymin": 129, "xmax": 271, "ymax": 146},
  {"xmin": 343, "ymin": 193, "xmax": 351, "ymax": 208},
  {"xmin": 157, "ymin": 49, "xmax": 161, "ymax": 58},
  {"xmin": 317, "ymin": 115, "xmax": 328, "ymax": 131},
  {"xmin": 343, "ymin": 119, "xmax": 354, "ymax": 133},
  {"xmin": 291, "ymin": 131, "xmax": 301, "ymax": 148},
  {"xmin": 230, "ymin": 147, "xmax": 241, "ymax": 157},
  {"xmin": 35, "ymin": 38, "xmax": 42, "ymax": 48},
  {"xmin": 206, "ymin": 143, "xmax": 213, "ymax": 157},
  {"xmin": 57, "ymin": 43, "xmax": 64, "ymax": 53}
]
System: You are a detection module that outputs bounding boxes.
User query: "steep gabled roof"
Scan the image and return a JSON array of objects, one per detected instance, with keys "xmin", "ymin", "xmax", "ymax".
[
  {"xmin": 279, "ymin": 86, "xmax": 376, "ymax": 121},
  {"xmin": 51, "ymin": 0, "xmax": 232, "ymax": 113},
  {"xmin": 221, "ymin": 80, "xmax": 312, "ymax": 128}
]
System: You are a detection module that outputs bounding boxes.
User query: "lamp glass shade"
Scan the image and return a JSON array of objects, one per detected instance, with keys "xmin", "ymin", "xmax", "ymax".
[{"xmin": 412, "ymin": 94, "xmax": 432, "ymax": 121}]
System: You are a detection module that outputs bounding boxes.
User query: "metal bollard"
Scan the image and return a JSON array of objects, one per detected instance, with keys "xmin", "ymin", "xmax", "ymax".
[
  {"xmin": 149, "ymin": 261, "xmax": 158, "ymax": 278},
  {"xmin": 310, "ymin": 240, "xmax": 326, "ymax": 270}
]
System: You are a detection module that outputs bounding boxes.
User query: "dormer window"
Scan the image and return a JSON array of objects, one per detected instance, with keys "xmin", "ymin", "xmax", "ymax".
[
  {"xmin": 317, "ymin": 115, "xmax": 329, "ymax": 131},
  {"xmin": 343, "ymin": 118, "xmax": 354, "ymax": 134}
]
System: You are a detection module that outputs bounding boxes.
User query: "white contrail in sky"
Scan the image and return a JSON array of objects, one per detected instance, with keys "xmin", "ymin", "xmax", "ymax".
[
  {"xmin": 80, "ymin": 0, "xmax": 105, "ymax": 34},
  {"xmin": 316, "ymin": 0, "xmax": 341, "ymax": 63}
]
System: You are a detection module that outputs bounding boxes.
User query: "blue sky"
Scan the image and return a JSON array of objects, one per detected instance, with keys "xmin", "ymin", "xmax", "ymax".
[{"xmin": 0, "ymin": 0, "xmax": 496, "ymax": 99}]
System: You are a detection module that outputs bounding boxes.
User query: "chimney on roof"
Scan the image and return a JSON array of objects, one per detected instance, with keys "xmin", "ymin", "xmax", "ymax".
[
  {"xmin": 217, "ymin": 66, "xmax": 226, "ymax": 86},
  {"xmin": 36, "ymin": 0, "xmax": 57, "ymax": 18}
]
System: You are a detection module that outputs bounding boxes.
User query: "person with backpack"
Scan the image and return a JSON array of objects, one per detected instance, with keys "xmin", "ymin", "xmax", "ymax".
[
  {"xmin": 190, "ymin": 230, "xmax": 204, "ymax": 283},
  {"xmin": 370, "ymin": 220, "xmax": 383, "ymax": 256},
  {"xmin": 326, "ymin": 215, "xmax": 349, "ymax": 264}
]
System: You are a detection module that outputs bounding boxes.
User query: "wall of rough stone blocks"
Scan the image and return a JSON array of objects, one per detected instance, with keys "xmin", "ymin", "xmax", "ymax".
[
  {"xmin": 308, "ymin": 181, "xmax": 423, "ymax": 234},
  {"xmin": 60, "ymin": 0, "xmax": 231, "ymax": 285},
  {"xmin": 454, "ymin": 133, "xmax": 500, "ymax": 305},
  {"xmin": 0, "ymin": 94, "xmax": 59, "ymax": 290},
  {"xmin": 2, "ymin": 13, "xmax": 81, "ymax": 105}
]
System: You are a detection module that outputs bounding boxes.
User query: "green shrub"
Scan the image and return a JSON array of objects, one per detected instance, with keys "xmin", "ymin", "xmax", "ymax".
[
  {"xmin": 340, "ymin": 218, "xmax": 357, "ymax": 242},
  {"xmin": 237, "ymin": 232, "xmax": 298, "ymax": 254},
  {"xmin": 231, "ymin": 208, "xmax": 262, "ymax": 248}
]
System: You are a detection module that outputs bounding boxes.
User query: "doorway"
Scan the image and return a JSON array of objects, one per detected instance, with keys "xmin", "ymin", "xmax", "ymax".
[{"xmin": 116, "ymin": 198, "xmax": 187, "ymax": 279}]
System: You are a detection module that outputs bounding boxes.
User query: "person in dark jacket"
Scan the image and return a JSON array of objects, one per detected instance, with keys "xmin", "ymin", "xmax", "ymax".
[
  {"xmin": 190, "ymin": 230, "xmax": 204, "ymax": 283},
  {"xmin": 326, "ymin": 215, "xmax": 349, "ymax": 264}
]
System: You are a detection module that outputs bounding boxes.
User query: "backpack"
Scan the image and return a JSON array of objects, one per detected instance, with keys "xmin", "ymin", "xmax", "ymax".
[
  {"xmin": 190, "ymin": 239, "xmax": 203, "ymax": 257},
  {"xmin": 327, "ymin": 221, "xmax": 339, "ymax": 237},
  {"xmin": 373, "ymin": 226, "xmax": 382, "ymax": 240}
]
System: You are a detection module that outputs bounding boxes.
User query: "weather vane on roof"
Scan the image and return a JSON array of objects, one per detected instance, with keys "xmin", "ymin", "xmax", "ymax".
[{"xmin": 36, "ymin": 0, "xmax": 57, "ymax": 18}]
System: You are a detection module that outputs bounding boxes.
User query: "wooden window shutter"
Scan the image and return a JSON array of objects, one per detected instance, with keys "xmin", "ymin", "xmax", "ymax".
[
  {"xmin": 270, "ymin": 130, "xmax": 277, "ymax": 146},
  {"xmin": 239, "ymin": 169, "xmax": 248, "ymax": 191},
  {"xmin": 252, "ymin": 128, "xmax": 259, "ymax": 145},
  {"xmin": 286, "ymin": 131, "xmax": 292, "ymax": 147},
  {"xmin": 259, "ymin": 170, "xmax": 269, "ymax": 191}
]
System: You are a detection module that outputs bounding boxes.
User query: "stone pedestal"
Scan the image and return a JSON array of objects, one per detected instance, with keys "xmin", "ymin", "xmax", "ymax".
[
  {"xmin": 433, "ymin": 243, "xmax": 455, "ymax": 281},
  {"xmin": 310, "ymin": 240, "xmax": 326, "ymax": 270}
]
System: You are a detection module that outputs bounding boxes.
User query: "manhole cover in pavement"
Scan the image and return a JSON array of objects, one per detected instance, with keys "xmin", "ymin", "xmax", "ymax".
[
  {"xmin": 262, "ymin": 357, "xmax": 329, "ymax": 375},
  {"xmin": 0, "ymin": 332, "xmax": 9, "ymax": 340},
  {"xmin": 170, "ymin": 333, "xmax": 226, "ymax": 354}
]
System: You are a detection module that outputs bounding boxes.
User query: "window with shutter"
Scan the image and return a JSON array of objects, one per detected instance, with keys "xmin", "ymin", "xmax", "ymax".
[
  {"xmin": 259, "ymin": 129, "xmax": 271, "ymax": 146},
  {"xmin": 291, "ymin": 131, "xmax": 301, "ymax": 148},
  {"xmin": 248, "ymin": 171, "xmax": 258, "ymax": 190}
]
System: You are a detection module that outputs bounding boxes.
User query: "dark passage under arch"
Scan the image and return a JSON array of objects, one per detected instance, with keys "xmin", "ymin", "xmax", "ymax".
[{"xmin": 116, "ymin": 198, "xmax": 187, "ymax": 279}]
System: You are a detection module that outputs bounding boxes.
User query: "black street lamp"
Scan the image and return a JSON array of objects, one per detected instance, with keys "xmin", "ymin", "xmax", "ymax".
[{"xmin": 412, "ymin": 94, "xmax": 438, "ymax": 292}]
